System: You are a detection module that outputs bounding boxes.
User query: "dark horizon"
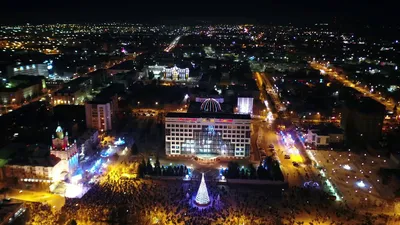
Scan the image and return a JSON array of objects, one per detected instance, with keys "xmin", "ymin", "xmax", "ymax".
[{"xmin": 1, "ymin": 1, "xmax": 398, "ymax": 26}]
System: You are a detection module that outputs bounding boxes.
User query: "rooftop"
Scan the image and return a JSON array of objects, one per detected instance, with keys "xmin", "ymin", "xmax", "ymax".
[
  {"xmin": 345, "ymin": 97, "xmax": 385, "ymax": 114},
  {"xmin": 0, "ymin": 202, "xmax": 24, "ymax": 224},
  {"xmin": 108, "ymin": 60, "xmax": 135, "ymax": 70},
  {"xmin": 309, "ymin": 124, "xmax": 344, "ymax": 136},
  {"xmin": 55, "ymin": 77, "xmax": 91, "ymax": 94},
  {"xmin": 0, "ymin": 143, "xmax": 60, "ymax": 167},
  {"xmin": 166, "ymin": 112, "xmax": 251, "ymax": 120}
]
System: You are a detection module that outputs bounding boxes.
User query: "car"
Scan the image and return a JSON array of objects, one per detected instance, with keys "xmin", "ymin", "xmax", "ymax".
[
  {"xmin": 284, "ymin": 154, "xmax": 290, "ymax": 159},
  {"xmin": 268, "ymin": 144, "xmax": 274, "ymax": 148},
  {"xmin": 292, "ymin": 162, "xmax": 300, "ymax": 167}
]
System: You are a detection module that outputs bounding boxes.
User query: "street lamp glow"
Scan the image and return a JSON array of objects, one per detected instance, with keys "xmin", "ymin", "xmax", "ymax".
[
  {"xmin": 357, "ymin": 180, "xmax": 366, "ymax": 188},
  {"xmin": 343, "ymin": 164, "xmax": 351, "ymax": 170}
]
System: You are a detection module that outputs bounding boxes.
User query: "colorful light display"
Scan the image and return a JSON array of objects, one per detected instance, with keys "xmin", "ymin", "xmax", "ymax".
[
  {"xmin": 195, "ymin": 173, "xmax": 210, "ymax": 206},
  {"xmin": 114, "ymin": 138, "xmax": 125, "ymax": 146}
]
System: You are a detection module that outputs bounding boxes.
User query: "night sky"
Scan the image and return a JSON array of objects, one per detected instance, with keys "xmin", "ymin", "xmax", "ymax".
[{"xmin": 1, "ymin": 1, "xmax": 397, "ymax": 25}]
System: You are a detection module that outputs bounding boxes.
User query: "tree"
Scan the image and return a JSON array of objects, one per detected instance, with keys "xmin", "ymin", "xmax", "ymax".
[
  {"xmin": 68, "ymin": 220, "xmax": 77, "ymax": 225},
  {"xmin": 161, "ymin": 165, "xmax": 165, "ymax": 176},
  {"xmin": 257, "ymin": 163, "xmax": 266, "ymax": 179},
  {"xmin": 154, "ymin": 156, "xmax": 161, "ymax": 176},
  {"xmin": 146, "ymin": 158, "xmax": 153, "ymax": 175},
  {"xmin": 138, "ymin": 158, "xmax": 146, "ymax": 178},
  {"xmin": 227, "ymin": 161, "xmax": 240, "ymax": 178},
  {"xmin": 148, "ymin": 71, "xmax": 155, "ymax": 80},
  {"xmin": 131, "ymin": 143, "xmax": 139, "ymax": 155},
  {"xmin": 247, "ymin": 163, "xmax": 256, "ymax": 179},
  {"xmin": 179, "ymin": 165, "xmax": 184, "ymax": 176},
  {"xmin": 239, "ymin": 168, "xmax": 246, "ymax": 178}
]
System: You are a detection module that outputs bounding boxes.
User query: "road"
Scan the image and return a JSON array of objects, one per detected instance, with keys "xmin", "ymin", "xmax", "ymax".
[
  {"xmin": 310, "ymin": 61, "xmax": 396, "ymax": 112},
  {"xmin": 254, "ymin": 71, "xmax": 287, "ymax": 115},
  {"xmin": 252, "ymin": 70, "xmax": 319, "ymax": 188},
  {"xmin": 165, "ymin": 35, "xmax": 182, "ymax": 52}
]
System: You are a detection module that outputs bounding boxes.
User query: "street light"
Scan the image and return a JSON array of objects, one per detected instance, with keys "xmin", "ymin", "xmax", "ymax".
[{"xmin": 155, "ymin": 102, "xmax": 158, "ymax": 105}]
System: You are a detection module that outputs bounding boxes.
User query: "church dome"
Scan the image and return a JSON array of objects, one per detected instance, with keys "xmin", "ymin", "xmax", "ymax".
[{"xmin": 200, "ymin": 98, "xmax": 222, "ymax": 112}]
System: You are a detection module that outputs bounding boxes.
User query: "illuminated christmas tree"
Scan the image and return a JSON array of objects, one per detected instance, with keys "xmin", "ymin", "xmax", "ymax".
[{"xmin": 195, "ymin": 173, "xmax": 210, "ymax": 206}]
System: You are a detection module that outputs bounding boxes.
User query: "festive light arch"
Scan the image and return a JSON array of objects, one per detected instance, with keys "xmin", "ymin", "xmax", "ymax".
[{"xmin": 200, "ymin": 98, "xmax": 222, "ymax": 112}]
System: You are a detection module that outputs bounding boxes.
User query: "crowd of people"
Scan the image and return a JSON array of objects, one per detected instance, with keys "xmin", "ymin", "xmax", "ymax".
[{"xmin": 23, "ymin": 160, "xmax": 398, "ymax": 225}]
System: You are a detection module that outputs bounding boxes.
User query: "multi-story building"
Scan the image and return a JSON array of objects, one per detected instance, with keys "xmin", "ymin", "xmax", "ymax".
[
  {"xmin": 7, "ymin": 63, "xmax": 49, "ymax": 77},
  {"xmin": 85, "ymin": 85, "xmax": 119, "ymax": 132},
  {"xmin": 0, "ymin": 76, "xmax": 45, "ymax": 105},
  {"xmin": 52, "ymin": 77, "xmax": 92, "ymax": 105},
  {"xmin": 145, "ymin": 65, "xmax": 190, "ymax": 81},
  {"xmin": 237, "ymin": 97, "xmax": 254, "ymax": 115},
  {"xmin": 305, "ymin": 124, "xmax": 344, "ymax": 147},
  {"xmin": 163, "ymin": 66, "xmax": 189, "ymax": 81},
  {"xmin": 165, "ymin": 98, "xmax": 251, "ymax": 159},
  {"xmin": 85, "ymin": 101, "xmax": 113, "ymax": 132},
  {"xmin": 1, "ymin": 126, "xmax": 79, "ymax": 183},
  {"xmin": 50, "ymin": 125, "xmax": 79, "ymax": 175}
]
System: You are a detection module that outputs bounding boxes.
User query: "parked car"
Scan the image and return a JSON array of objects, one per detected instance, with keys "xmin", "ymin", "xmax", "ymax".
[
  {"xmin": 292, "ymin": 162, "xmax": 300, "ymax": 167},
  {"xmin": 269, "ymin": 144, "xmax": 274, "ymax": 149},
  {"xmin": 284, "ymin": 154, "xmax": 291, "ymax": 159}
]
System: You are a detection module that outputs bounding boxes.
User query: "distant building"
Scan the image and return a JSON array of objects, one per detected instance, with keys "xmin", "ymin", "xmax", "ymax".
[
  {"xmin": 305, "ymin": 124, "xmax": 344, "ymax": 147},
  {"xmin": 145, "ymin": 65, "xmax": 190, "ymax": 81},
  {"xmin": 107, "ymin": 60, "xmax": 135, "ymax": 75},
  {"xmin": 163, "ymin": 66, "xmax": 189, "ymax": 81},
  {"xmin": 0, "ymin": 75, "xmax": 45, "ymax": 105},
  {"xmin": 146, "ymin": 65, "xmax": 166, "ymax": 78},
  {"xmin": 7, "ymin": 63, "xmax": 49, "ymax": 77},
  {"xmin": 237, "ymin": 97, "xmax": 254, "ymax": 115},
  {"xmin": 341, "ymin": 97, "xmax": 385, "ymax": 143},
  {"xmin": 52, "ymin": 77, "xmax": 92, "ymax": 105}
]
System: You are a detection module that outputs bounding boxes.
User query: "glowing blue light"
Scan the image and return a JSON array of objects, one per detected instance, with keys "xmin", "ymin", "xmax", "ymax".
[
  {"xmin": 101, "ymin": 146, "xmax": 116, "ymax": 157},
  {"xmin": 114, "ymin": 138, "xmax": 125, "ymax": 146},
  {"xmin": 343, "ymin": 165, "xmax": 351, "ymax": 170},
  {"xmin": 88, "ymin": 159, "xmax": 102, "ymax": 173},
  {"xmin": 357, "ymin": 180, "xmax": 366, "ymax": 188}
]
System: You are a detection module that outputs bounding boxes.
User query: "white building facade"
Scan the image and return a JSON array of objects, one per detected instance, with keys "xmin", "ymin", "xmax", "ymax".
[
  {"xmin": 85, "ymin": 102, "xmax": 113, "ymax": 131},
  {"xmin": 145, "ymin": 65, "xmax": 189, "ymax": 81},
  {"xmin": 305, "ymin": 129, "xmax": 344, "ymax": 147},
  {"xmin": 237, "ymin": 97, "xmax": 254, "ymax": 115},
  {"xmin": 165, "ymin": 113, "xmax": 251, "ymax": 158},
  {"xmin": 4, "ymin": 126, "xmax": 79, "ymax": 183}
]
